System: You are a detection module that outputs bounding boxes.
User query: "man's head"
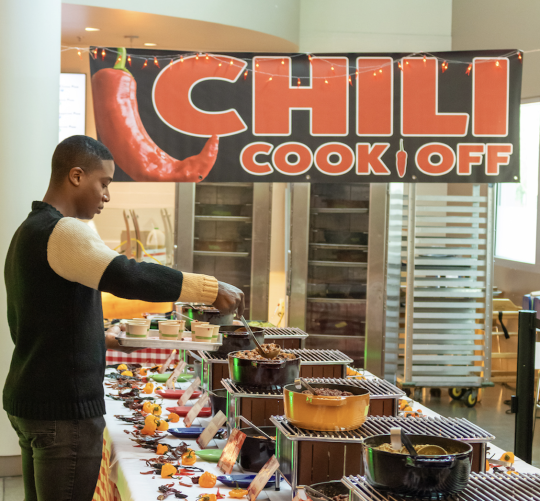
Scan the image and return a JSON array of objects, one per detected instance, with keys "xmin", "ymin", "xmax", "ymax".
[{"xmin": 50, "ymin": 135, "xmax": 115, "ymax": 219}]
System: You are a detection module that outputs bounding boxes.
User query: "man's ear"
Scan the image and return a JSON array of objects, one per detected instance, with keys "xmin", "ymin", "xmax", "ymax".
[{"xmin": 68, "ymin": 167, "xmax": 84, "ymax": 187}]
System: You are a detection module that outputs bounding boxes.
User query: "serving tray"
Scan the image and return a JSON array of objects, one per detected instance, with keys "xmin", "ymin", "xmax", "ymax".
[{"xmin": 115, "ymin": 331, "xmax": 222, "ymax": 351}]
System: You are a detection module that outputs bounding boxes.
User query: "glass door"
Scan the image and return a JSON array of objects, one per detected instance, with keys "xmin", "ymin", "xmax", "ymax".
[{"xmin": 174, "ymin": 182, "xmax": 271, "ymax": 320}]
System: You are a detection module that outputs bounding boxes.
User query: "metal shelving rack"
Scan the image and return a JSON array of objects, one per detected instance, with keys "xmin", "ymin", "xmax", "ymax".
[
  {"xmin": 390, "ymin": 184, "xmax": 495, "ymax": 404},
  {"xmin": 174, "ymin": 182, "xmax": 272, "ymax": 320},
  {"xmin": 288, "ymin": 184, "xmax": 387, "ymax": 366}
]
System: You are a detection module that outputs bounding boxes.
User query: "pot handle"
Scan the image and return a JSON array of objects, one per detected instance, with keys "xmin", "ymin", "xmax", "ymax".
[
  {"xmin": 410, "ymin": 456, "xmax": 456, "ymax": 468},
  {"xmin": 306, "ymin": 396, "xmax": 348, "ymax": 407}
]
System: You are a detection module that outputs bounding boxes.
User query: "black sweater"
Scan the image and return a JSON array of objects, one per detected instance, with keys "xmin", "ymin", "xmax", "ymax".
[{"xmin": 3, "ymin": 202, "xmax": 218, "ymax": 420}]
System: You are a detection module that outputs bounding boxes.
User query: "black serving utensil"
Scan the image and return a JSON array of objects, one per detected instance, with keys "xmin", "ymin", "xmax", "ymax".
[
  {"xmin": 400, "ymin": 429, "xmax": 418, "ymax": 456},
  {"xmin": 240, "ymin": 416, "xmax": 275, "ymax": 441},
  {"xmin": 390, "ymin": 427, "xmax": 417, "ymax": 456}
]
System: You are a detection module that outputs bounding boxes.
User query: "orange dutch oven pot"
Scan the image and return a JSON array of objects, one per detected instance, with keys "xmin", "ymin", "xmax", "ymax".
[{"xmin": 283, "ymin": 382, "xmax": 370, "ymax": 431}]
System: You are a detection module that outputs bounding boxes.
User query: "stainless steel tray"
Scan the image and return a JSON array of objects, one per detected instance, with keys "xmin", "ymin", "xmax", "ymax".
[{"xmin": 115, "ymin": 331, "xmax": 222, "ymax": 351}]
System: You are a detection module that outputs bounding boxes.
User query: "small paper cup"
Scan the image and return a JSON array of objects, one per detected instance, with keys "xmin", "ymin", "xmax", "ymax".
[
  {"xmin": 131, "ymin": 318, "xmax": 151, "ymax": 327},
  {"xmin": 190, "ymin": 320, "xmax": 209, "ymax": 328},
  {"xmin": 159, "ymin": 322, "xmax": 180, "ymax": 340},
  {"xmin": 158, "ymin": 320, "xmax": 179, "ymax": 327},
  {"xmin": 193, "ymin": 324, "xmax": 214, "ymax": 343},
  {"xmin": 126, "ymin": 322, "xmax": 148, "ymax": 338},
  {"xmin": 211, "ymin": 325, "xmax": 220, "ymax": 341}
]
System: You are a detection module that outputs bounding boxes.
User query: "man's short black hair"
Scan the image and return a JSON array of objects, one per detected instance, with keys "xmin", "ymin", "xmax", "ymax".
[{"xmin": 51, "ymin": 135, "xmax": 113, "ymax": 185}]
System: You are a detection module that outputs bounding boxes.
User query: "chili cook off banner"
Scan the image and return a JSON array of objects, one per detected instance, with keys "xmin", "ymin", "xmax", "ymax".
[{"xmin": 89, "ymin": 48, "xmax": 522, "ymax": 183}]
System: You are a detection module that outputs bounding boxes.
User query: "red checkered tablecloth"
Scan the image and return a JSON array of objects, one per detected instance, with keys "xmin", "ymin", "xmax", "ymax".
[
  {"xmin": 93, "ymin": 435, "xmax": 121, "ymax": 501},
  {"xmin": 106, "ymin": 348, "xmax": 183, "ymax": 366}
]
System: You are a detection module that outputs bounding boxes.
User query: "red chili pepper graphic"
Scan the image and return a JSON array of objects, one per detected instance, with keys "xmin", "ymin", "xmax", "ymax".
[
  {"xmin": 92, "ymin": 47, "xmax": 219, "ymax": 182},
  {"xmin": 396, "ymin": 138, "xmax": 407, "ymax": 178}
]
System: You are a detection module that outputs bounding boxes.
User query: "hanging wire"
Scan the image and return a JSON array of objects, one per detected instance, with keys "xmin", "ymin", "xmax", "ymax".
[{"xmin": 63, "ymin": 45, "xmax": 524, "ymax": 80}]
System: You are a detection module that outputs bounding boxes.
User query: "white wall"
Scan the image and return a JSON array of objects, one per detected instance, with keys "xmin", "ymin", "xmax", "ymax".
[
  {"xmin": 299, "ymin": 0, "xmax": 452, "ymax": 53},
  {"xmin": 452, "ymin": 0, "xmax": 540, "ymax": 303},
  {"xmin": 452, "ymin": 0, "xmax": 540, "ymax": 100},
  {"xmin": 0, "ymin": 0, "xmax": 61, "ymax": 457}
]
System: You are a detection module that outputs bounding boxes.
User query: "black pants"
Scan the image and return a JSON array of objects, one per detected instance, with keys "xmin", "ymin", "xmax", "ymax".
[{"xmin": 8, "ymin": 414, "xmax": 106, "ymax": 501}]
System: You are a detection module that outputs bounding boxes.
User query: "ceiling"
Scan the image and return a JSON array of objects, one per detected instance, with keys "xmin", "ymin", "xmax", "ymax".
[{"xmin": 61, "ymin": 3, "xmax": 299, "ymax": 52}]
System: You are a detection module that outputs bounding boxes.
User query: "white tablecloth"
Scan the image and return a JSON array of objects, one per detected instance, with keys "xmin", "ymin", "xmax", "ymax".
[
  {"xmin": 101, "ymin": 375, "xmax": 291, "ymax": 501},
  {"xmin": 101, "ymin": 372, "xmax": 540, "ymax": 501}
]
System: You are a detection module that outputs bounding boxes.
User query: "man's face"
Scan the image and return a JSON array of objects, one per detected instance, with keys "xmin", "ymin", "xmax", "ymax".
[{"xmin": 76, "ymin": 160, "xmax": 115, "ymax": 219}]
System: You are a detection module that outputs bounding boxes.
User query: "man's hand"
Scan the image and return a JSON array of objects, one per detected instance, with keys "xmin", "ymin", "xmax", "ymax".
[
  {"xmin": 105, "ymin": 324, "xmax": 141, "ymax": 354},
  {"xmin": 213, "ymin": 281, "xmax": 245, "ymax": 316}
]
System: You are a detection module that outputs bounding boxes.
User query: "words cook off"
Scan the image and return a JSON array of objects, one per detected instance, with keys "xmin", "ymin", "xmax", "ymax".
[{"xmin": 90, "ymin": 49, "xmax": 522, "ymax": 183}]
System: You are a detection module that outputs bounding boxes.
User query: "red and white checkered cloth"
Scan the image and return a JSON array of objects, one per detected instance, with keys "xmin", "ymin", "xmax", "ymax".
[
  {"xmin": 92, "ymin": 436, "xmax": 121, "ymax": 501},
  {"xmin": 106, "ymin": 348, "xmax": 183, "ymax": 366}
]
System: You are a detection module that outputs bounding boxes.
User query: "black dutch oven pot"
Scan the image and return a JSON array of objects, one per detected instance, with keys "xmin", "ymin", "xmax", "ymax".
[
  {"xmin": 211, "ymin": 325, "xmax": 265, "ymax": 354},
  {"xmin": 209, "ymin": 388, "xmax": 228, "ymax": 417},
  {"xmin": 228, "ymin": 351, "xmax": 300, "ymax": 387},
  {"xmin": 238, "ymin": 426, "xmax": 276, "ymax": 472},
  {"xmin": 363, "ymin": 434, "xmax": 472, "ymax": 497}
]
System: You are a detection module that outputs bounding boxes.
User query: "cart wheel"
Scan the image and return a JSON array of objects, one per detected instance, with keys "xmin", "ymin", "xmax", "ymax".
[
  {"xmin": 463, "ymin": 390, "xmax": 478, "ymax": 408},
  {"xmin": 430, "ymin": 388, "xmax": 441, "ymax": 398},
  {"xmin": 449, "ymin": 387, "xmax": 465, "ymax": 400}
]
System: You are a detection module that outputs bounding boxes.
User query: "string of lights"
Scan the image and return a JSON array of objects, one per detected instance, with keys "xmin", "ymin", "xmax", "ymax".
[{"xmin": 62, "ymin": 45, "xmax": 524, "ymax": 79}]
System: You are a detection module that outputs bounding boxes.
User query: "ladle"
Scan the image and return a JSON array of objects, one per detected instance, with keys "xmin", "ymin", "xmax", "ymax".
[
  {"xmin": 299, "ymin": 378, "xmax": 317, "ymax": 395},
  {"xmin": 240, "ymin": 416, "xmax": 275, "ymax": 441},
  {"xmin": 239, "ymin": 315, "xmax": 281, "ymax": 360}
]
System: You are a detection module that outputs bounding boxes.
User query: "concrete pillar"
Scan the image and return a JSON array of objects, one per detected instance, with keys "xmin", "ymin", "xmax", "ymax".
[{"xmin": 0, "ymin": 0, "xmax": 61, "ymax": 457}]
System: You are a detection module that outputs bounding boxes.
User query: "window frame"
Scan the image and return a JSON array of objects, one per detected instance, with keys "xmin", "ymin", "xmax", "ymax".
[{"xmin": 494, "ymin": 97, "xmax": 540, "ymax": 273}]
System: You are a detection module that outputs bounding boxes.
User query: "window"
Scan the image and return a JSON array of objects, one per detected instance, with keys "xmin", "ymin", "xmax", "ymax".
[{"xmin": 495, "ymin": 102, "xmax": 540, "ymax": 265}]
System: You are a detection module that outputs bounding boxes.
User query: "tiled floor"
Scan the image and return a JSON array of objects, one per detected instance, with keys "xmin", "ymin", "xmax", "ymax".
[{"xmin": 0, "ymin": 476, "xmax": 24, "ymax": 501}]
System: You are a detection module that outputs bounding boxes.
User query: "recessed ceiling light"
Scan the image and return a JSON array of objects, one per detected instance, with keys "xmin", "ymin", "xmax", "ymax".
[
  {"xmin": 85, "ymin": 27, "xmax": 100, "ymax": 31},
  {"xmin": 144, "ymin": 43, "xmax": 157, "ymax": 46}
]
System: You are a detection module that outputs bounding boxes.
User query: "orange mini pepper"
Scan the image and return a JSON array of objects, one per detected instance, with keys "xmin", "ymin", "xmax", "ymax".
[
  {"xmin": 181, "ymin": 450, "xmax": 197, "ymax": 466},
  {"xmin": 151, "ymin": 404, "xmax": 162, "ymax": 416},
  {"xmin": 142, "ymin": 401, "xmax": 154, "ymax": 414},
  {"xmin": 145, "ymin": 414, "xmax": 159, "ymax": 426},
  {"xmin": 143, "ymin": 382, "xmax": 154, "ymax": 394},
  {"xmin": 156, "ymin": 444, "xmax": 168, "ymax": 455},
  {"xmin": 198, "ymin": 471, "xmax": 217, "ymax": 488},
  {"xmin": 161, "ymin": 463, "xmax": 177, "ymax": 478},
  {"xmin": 167, "ymin": 413, "xmax": 180, "ymax": 423},
  {"xmin": 121, "ymin": 370, "xmax": 133, "ymax": 377},
  {"xmin": 229, "ymin": 488, "xmax": 248, "ymax": 499},
  {"xmin": 199, "ymin": 495, "xmax": 217, "ymax": 501},
  {"xmin": 139, "ymin": 368, "xmax": 147, "ymax": 376},
  {"xmin": 140, "ymin": 420, "xmax": 157, "ymax": 436},
  {"xmin": 157, "ymin": 419, "xmax": 169, "ymax": 431},
  {"xmin": 117, "ymin": 364, "xmax": 128, "ymax": 372}
]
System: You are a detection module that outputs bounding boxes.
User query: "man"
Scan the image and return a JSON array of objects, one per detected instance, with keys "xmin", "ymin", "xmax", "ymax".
[{"xmin": 3, "ymin": 135, "xmax": 244, "ymax": 501}]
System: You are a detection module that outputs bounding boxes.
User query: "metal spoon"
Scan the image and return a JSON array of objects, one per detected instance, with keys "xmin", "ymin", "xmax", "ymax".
[
  {"xmin": 240, "ymin": 416, "xmax": 275, "ymax": 441},
  {"xmin": 303, "ymin": 486, "xmax": 333, "ymax": 501},
  {"xmin": 239, "ymin": 315, "xmax": 280, "ymax": 359},
  {"xmin": 299, "ymin": 378, "xmax": 317, "ymax": 395},
  {"xmin": 175, "ymin": 311, "xmax": 194, "ymax": 323}
]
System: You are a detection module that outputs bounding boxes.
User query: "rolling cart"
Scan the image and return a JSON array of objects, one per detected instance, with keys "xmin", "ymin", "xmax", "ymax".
[{"xmin": 395, "ymin": 184, "xmax": 495, "ymax": 407}]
